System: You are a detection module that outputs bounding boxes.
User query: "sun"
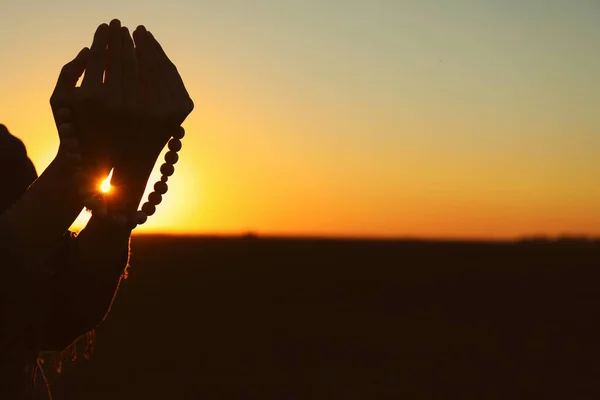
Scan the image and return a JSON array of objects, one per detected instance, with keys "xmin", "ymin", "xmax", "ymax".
[{"xmin": 100, "ymin": 170, "xmax": 113, "ymax": 194}]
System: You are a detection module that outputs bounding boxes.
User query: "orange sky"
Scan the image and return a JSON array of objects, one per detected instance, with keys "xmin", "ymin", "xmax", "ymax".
[{"xmin": 1, "ymin": 0, "xmax": 600, "ymax": 239}]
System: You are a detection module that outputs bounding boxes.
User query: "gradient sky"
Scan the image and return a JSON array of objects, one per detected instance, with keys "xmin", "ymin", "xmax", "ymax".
[{"xmin": 1, "ymin": 0, "xmax": 599, "ymax": 239}]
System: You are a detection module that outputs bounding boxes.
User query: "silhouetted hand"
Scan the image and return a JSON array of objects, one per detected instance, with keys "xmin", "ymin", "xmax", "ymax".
[
  {"xmin": 50, "ymin": 20, "xmax": 138, "ymax": 180},
  {"xmin": 132, "ymin": 25, "xmax": 194, "ymax": 153},
  {"xmin": 49, "ymin": 47, "xmax": 88, "ymax": 164}
]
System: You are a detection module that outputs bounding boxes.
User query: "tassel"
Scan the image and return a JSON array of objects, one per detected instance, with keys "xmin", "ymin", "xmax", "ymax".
[
  {"xmin": 70, "ymin": 342, "xmax": 77, "ymax": 362},
  {"xmin": 53, "ymin": 352, "xmax": 63, "ymax": 374},
  {"xmin": 84, "ymin": 329, "xmax": 96, "ymax": 360}
]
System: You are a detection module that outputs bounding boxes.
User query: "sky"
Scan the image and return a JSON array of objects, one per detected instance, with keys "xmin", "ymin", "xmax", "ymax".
[{"xmin": 1, "ymin": 0, "xmax": 599, "ymax": 239}]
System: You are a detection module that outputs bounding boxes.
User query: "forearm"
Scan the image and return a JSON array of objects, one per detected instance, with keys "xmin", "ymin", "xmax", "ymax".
[
  {"xmin": 41, "ymin": 205, "xmax": 132, "ymax": 350},
  {"xmin": 41, "ymin": 226, "xmax": 128, "ymax": 351},
  {"xmin": 0, "ymin": 155, "xmax": 85, "ymax": 267},
  {"xmin": 40, "ymin": 210, "xmax": 132, "ymax": 351}
]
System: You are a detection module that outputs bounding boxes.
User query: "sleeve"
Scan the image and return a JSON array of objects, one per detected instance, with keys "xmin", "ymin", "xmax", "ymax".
[{"xmin": 0, "ymin": 221, "xmax": 51, "ymax": 355}]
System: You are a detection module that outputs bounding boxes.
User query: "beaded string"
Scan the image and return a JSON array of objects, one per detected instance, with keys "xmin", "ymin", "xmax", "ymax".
[{"xmin": 56, "ymin": 107, "xmax": 184, "ymax": 228}]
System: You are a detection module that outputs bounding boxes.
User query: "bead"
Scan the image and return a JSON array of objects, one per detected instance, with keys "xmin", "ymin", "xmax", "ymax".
[
  {"xmin": 168, "ymin": 138, "xmax": 182, "ymax": 152},
  {"xmin": 141, "ymin": 202, "xmax": 156, "ymax": 216},
  {"xmin": 126, "ymin": 220, "xmax": 138, "ymax": 231},
  {"xmin": 164, "ymin": 151, "xmax": 179, "ymax": 165},
  {"xmin": 57, "ymin": 123, "xmax": 76, "ymax": 138},
  {"xmin": 160, "ymin": 175, "xmax": 168, "ymax": 183},
  {"xmin": 63, "ymin": 137, "xmax": 79, "ymax": 151},
  {"xmin": 134, "ymin": 211, "xmax": 148, "ymax": 225},
  {"xmin": 173, "ymin": 126, "xmax": 185, "ymax": 139},
  {"xmin": 154, "ymin": 181, "xmax": 168, "ymax": 194},
  {"xmin": 148, "ymin": 191, "xmax": 162, "ymax": 205},
  {"xmin": 55, "ymin": 108, "xmax": 72, "ymax": 120},
  {"xmin": 160, "ymin": 163, "xmax": 175, "ymax": 176}
]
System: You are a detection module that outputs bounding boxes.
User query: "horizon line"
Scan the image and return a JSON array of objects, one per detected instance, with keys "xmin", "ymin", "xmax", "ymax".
[{"xmin": 130, "ymin": 231, "xmax": 600, "ymax": 243}]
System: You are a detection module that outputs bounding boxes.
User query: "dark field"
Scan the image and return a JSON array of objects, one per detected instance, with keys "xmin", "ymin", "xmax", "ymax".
[{"xmin": 49, "ymin": 236, "xmax": 600, "ymax": 399}]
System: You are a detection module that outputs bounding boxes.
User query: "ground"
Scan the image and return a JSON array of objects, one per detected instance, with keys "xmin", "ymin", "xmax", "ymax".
[{"xmin": 49, "ymin": 236, "xmax": 600, "ymax": 399}]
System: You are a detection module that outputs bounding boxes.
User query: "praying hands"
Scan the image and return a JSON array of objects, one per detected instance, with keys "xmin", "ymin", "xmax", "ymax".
[{"xmin": 0, "ymin": 19, "xmax": 193, "ymax": 400}]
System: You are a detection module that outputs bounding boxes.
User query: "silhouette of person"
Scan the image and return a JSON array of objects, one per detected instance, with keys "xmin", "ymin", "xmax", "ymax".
[{"xmin": 0, "ymin": 19, "xmax": 193, "ymax": 399}]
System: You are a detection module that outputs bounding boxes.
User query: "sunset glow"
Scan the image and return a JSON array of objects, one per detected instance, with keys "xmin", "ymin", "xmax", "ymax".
[
  {"xmin": 2, "ymin": 1, "xmax": 600, "ymax": 239},
  {"xmin": 100, "ymin": 171, "xmax": 112, "ymax": 194}
]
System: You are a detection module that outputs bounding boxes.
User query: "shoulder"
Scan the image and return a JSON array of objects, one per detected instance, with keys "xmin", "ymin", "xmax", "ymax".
[
  {"xmin": 0, "ymin": 124, "xmax": 28, "ymax": 157},
  {"xmin": 0, "ymin": 124, "xmax": 38, "ymax": 179},
  {"xmin": 0, "ymin": 124, "xmax": 39, "ymax": 213},
  {"xmin": 0, "ymin": 125, "xmax": 36, "ymax": 173}
]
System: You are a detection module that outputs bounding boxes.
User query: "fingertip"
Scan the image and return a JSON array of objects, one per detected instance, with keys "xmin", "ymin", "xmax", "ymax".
[
  {"xmin": 132, "ymin": 26, "xmax": 145, "ymax": 44},
  {"xmin": 110, "ymin": 19, "xmax": 121, "ymax": 28},
  {"xmin": 122, "ymin": 27, "xmax": 134, "ymax": 48},
  {"xmin": 75, "ymin": 47, "xmax": 90, "ymax": 62},
  {"xmin": 146, "ymin": 31, "xmax": 159, "ymax": 46},
  {"xmin": 94, "ymin": 23, "xmax": 110, "ymax": 40},
  {"xmin": 90, "ymin": 24, "xmax": 110, "ymax": 50}
]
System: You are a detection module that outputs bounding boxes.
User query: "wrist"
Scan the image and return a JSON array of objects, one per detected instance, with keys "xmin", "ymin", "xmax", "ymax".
[{"xmin": 107, "ymin": 139, "xmax": 162, "ymax": 215}]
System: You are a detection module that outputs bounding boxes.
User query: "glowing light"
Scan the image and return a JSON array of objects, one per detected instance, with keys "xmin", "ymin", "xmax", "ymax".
[{"xmin": 100, "ymin": 170, "xmax": 113, "ymax": 193}]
